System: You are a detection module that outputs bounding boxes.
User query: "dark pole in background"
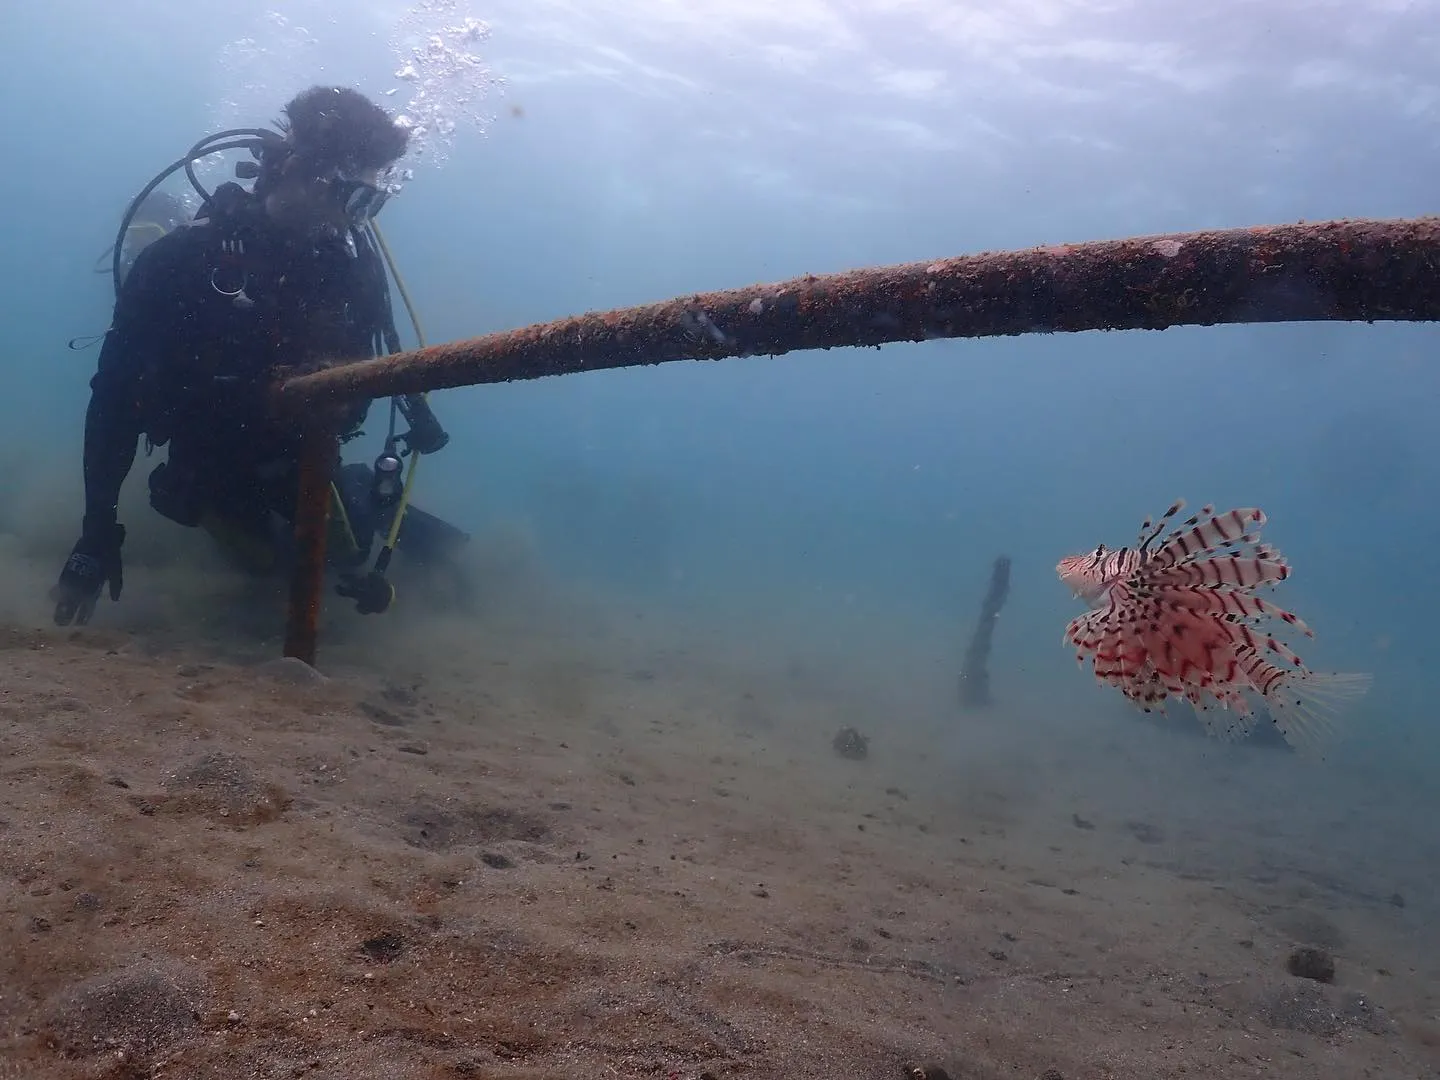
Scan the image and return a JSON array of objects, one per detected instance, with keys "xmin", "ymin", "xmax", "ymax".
[{"xmin": 959, "ymin": 556, "xmax": 1013, "ymax": 709}]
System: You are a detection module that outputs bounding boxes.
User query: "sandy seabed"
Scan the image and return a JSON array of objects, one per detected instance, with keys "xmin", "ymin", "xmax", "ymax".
[{"xmin": 0, "ymin": 582, "xmax": 1436, "ymax": 1080}]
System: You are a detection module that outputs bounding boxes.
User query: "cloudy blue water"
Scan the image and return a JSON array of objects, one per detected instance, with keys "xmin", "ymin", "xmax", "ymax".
[{"xmin": 3, "ymin": 2, "xmax": 1438, "ymax": 817}]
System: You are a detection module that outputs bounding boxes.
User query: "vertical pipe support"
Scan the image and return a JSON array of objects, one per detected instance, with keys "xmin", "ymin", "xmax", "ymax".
[{"xmin": 283, "ymin": 424, "xmax": 339, "ymax": 666}]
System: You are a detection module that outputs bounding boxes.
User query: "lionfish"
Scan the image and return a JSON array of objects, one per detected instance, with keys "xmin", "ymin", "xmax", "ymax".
[{"xmin": 1056, "ymin": 500, "xmax": 1371, "ymax": 753}]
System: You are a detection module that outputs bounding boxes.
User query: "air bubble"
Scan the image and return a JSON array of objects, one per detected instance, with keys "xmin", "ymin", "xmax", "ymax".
[{"xmin": 208, "ymin": 0, "xmax": 500, "ymax": 178}]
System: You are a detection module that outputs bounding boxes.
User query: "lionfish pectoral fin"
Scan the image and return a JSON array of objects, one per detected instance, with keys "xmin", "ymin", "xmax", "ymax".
[{"xmin": 1265, "ymin": 671, "xmax": 1373, "ymax": 758}]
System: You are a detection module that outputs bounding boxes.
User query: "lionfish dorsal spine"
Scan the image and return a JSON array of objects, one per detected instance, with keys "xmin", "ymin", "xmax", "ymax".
[
  {"xmin": 1151, "ymin": 507, "xmax": 1266, "ymax": 569},
  {"xmin": 1137, "ymin": 499, "xmax": 1185, "ymax": 555}
]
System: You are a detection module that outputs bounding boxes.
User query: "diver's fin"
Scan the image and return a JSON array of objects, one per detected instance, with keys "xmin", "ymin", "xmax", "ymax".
[{"xmin": 395, "ymin": 505, "xmax": 471, "ymax": 565}]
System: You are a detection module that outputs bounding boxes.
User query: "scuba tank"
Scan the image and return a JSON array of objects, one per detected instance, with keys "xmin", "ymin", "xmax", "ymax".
[{"xmin": 93, "ymin": 189, "xmax": 197, "ymax": 288}]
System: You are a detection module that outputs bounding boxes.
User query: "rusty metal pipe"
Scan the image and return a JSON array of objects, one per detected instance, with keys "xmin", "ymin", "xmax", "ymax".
[
  {"xmin": 278, "ymin": 217, "xmax": 1440, "ymax": 406},
  {"xmin": 282, "ymin": 426, "xmax": 339, "ymax": 665}
]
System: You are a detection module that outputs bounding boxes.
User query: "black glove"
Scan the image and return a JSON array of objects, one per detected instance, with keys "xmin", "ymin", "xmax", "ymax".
[
  {"xmin": 397, "ymin": 394, "xmax": 449, "ymax": 456},
  {"xmin": 51, "ymin": 522, "xmax": 125, "ymax": 627},
  {"xmin": 336, "ymin": 570, "xmax": 394, "ymax": 615}
]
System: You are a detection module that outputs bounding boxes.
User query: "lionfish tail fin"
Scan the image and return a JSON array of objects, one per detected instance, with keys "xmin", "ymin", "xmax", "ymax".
[{"xmin": 1266, "ymin": 671, "xmax": 1373, "ymax": 757}]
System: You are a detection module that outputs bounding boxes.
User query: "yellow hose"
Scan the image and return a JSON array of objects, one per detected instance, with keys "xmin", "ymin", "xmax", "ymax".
[
  {"xmin": 371, "ymin": 220, "xmax": 430, "ymax": 557},
  {"xmin": 371, "ymin": 221, "xmax": 428, "ymax": 347}
]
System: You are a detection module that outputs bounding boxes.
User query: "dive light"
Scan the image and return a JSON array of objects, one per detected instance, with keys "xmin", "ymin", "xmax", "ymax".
[{"xmin": 372, "ymin": 449, "xmax": 404, "ymax": 505}]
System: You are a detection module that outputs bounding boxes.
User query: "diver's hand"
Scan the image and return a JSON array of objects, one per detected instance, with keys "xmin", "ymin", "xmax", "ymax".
[
  {"xmin": 51, "ymin": 522, "xmax": 125, "ymax": 626},
  {"xmin": 398, "ymin": 395, "xmax": 449, "ymax": 455}
]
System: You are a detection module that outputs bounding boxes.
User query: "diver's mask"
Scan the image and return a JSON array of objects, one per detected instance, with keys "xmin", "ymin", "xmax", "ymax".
[
  {"xmin": 331, "ymin": 167, "xmax": 391, "ymax": 227},
  {"xmin": 263, "ymin": 145, "xmax": 395, "ymax": 233}
]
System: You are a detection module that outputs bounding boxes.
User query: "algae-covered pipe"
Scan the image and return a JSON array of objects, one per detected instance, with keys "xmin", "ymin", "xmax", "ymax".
[{"xmin": 277, "ymin": 216, "xmax": 1440, "ymax": 407}]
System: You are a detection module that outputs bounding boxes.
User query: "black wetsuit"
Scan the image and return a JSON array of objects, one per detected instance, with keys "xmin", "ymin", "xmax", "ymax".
[{"xmin": 83, "ymin": 182, "xmax": 393, "ymax": 549}]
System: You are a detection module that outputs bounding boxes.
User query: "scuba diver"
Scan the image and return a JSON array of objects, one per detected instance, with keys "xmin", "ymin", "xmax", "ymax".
[{"xmin": 52, "ymin": 85, "xmax": 470, "ymax": 627}]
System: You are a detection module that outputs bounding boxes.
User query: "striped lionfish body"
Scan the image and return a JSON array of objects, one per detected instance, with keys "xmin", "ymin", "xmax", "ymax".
[{"xmin": 1056, "ymin": 500, "xmax": 1371, "ymax": 752}]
